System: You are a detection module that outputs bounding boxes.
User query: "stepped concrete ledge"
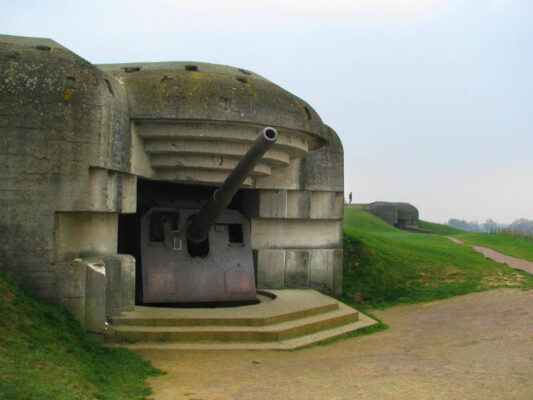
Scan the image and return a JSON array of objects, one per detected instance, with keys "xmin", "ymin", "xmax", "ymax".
[{"xmin": 107, "ymin": 290, "xmax": 378, "ymax": 350}]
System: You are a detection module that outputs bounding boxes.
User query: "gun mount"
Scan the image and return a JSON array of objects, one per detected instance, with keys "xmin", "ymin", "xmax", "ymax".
[{"xmin": 140, "ymin": 128, "xmax": 278, "ymax": 304}]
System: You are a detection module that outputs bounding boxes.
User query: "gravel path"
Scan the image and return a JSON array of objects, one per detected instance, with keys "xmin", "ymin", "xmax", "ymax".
[
  {"xmin": 138, "ymin": 289, "xmax": 533, "ymax": 400},
  {"xmin": 446, "ymin": 236, "xmax": 533, "ymax": 274}
]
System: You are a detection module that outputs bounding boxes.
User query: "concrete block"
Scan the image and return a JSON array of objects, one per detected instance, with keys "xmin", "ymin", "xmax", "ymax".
[
  {"xmin": 119, "ymin": 254, "xmax": 136, "ymax": 311},
  {"xmin": 259, "ymin": 190, "xmax": 287, "ymax": 218},
  {"xmin": 106, "ymin": 171, "xmax": 119, "ymax": 210},
  {"xmin": 287, "ymin": 191, "xmax": 311, "ymax": 219},
  {"xmin": 310, "ymin": 192, "xmax": 344, "ymax": 219},
  {"xmin": 251, "ymin": 219, "xmax": 343, "ymax": 249},
  {"xmin": 85, "ymin": 260, "xmax": 107, "ymax": 334},
  {"xmin": 332, "ymin": 249, "xmax": 343, "ymax": 298},
  {"xmin": 54, "ymin": 212, "xmax": 118, "ymax": 263},
  {"xmin": 309, "ymin": 250, "xmax": 334, "ymax": 294},
  {"xmin": 11, "ymin": 263, "xmax": 88, "ymax": 325},
  {"xmin": 52, "ymin": 262, "xmax": 87, "ymax": 298},
  {"xmin": 15, "ymin": 263, "xmax": 87, "ymax": 299},
  {"xmin": 88, "ymin": 167, "xmax": 108, "ymax": 211},
  {"xmin": 256, "ymin": 159, "xmax": 302, "ymax": 190},
  {"xmin": 300, "ymin": 126, "xmax": 344, "ymax": 192},
  {"xmin": 285, "ymin": 250, "xmax": 310, "ymax": 289},
  {"xmin": 103, "ymin": 257, "xmax": 122, "ymax": 317},
  {"xmin": 88, "ymin": 168, "xmax": 137, "ymax": 213},
  {"xmin": 120, "ymin": 174, "xmax": 137, "ymax": 213},
  {"xmin": 103, "ymin": 254, "xmax": 136, "ymax": 313},
  {"xmin": 257, "ymin": 249, "xmax": 285, "ymax": 289},
  {"xmin": 130, "ymin": 122, "xmax": 154, "ymax": 178}
]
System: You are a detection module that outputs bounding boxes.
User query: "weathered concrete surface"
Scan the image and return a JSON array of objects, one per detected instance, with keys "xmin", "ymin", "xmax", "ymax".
[
  {"xmin": 84, "ymin": 260, "xmax": 107, "ymax": 334},
  {"xmin": 0, "ymin": 34, "xmax": 130, "ymax": 287},
  {"xmin": 300, "ymin": 125, "xmax": 344, "ymax": 193},
  {"xmin": 256, "ymin": 249, "xmax": 343, "ymax": 296},
  {"xmin": 98, "ymin": 62, "xmax": 327, "ymax": 145},
  {"xmin": 103, "ymin": 254, "xmax": 136, "ymax": 316},
  {"xmin": 138, "ymin": 289, "xmax": 533, "ymax": 400}
]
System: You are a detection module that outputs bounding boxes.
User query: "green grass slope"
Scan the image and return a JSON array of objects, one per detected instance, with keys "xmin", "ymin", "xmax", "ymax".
[
  {"xmin": 0, "ymin": 268, "xmax": 163, "ymax": 400},
  {"xmin": 418, "ymin": 219, "xmax": 533, "ymax": 262},
  {"xmin": 342, "ymin": 209, "xmax": 532, "ymax": 308},
  {"xmin": 453, "ymin": 232, "xmax": 533, "ymax": 262}
]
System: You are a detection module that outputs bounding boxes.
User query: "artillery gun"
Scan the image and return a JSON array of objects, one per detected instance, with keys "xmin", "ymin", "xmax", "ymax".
[{"xmin": 140, "ymin": 128, "xmax": 278, "ymax": 303}]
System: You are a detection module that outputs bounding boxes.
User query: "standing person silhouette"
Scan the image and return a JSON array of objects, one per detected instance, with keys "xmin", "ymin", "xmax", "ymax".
[{"xmin": 348, "ymin": 192, "xmax": 353, "ymax": 204}]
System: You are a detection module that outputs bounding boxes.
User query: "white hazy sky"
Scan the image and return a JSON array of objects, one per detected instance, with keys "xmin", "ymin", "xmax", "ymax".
[{"xmin": 1, "ymin": 0, "xmax": 532, "ymax": 224}]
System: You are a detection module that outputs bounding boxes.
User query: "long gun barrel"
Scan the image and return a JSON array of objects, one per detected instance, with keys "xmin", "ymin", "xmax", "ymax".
[{"xmin": 187, "ymin": 127, "xmax": 278, "ymax": 247}]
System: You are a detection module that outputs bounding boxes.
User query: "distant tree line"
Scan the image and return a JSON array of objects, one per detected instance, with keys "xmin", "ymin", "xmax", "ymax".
[{"xmin": 448, "ymin": 218, "xmax": 533, "ymax": 237}]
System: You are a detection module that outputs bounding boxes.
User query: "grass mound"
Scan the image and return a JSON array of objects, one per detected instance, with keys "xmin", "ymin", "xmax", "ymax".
[
  {"xmin": 342, "ymin": 209, "xmax": 532, "ymax": 308},
  {"xmin": 0, "ymin": 267, "xmax": 163, "ymax": 400}
]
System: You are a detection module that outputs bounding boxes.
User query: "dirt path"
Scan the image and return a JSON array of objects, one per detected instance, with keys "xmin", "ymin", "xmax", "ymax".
[
  {"xmin": 446, "ymin": 236, "xmax": 464, "ymax": 245},
  {"xmin": 471, "ymin": 246, "xmax": 533, "ymax": 275},
  {"xmin": 446, "ymin": 236, "xmax": 533, "ymax": 274},
  {"xmin": 138, "ymin": 289, "xmax": 533, "ymax": 400}
]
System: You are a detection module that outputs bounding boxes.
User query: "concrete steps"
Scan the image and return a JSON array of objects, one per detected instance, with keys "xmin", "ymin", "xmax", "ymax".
[{"xmin": 106, "ymin": 290, "xmax": 377, "ymax": 350}]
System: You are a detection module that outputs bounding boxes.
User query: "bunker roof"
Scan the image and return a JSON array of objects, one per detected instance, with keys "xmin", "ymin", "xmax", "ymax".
[{"xmin": 98, "ymin": 61, "xmax": 328, "ymax": 149}]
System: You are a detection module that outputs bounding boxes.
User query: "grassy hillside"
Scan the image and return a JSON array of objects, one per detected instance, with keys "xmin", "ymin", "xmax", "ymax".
[
  {"xmin": 453, "ymin": 232, "xmax": 533, "ymax": 262},
  {"xmin": 0, "ymin": 267, "xmax": 163, "ymax": 400},
  {"xmin": 342, "ymin": 209, "xmax": 532, "ymax": 308},
  {"xmin": 418, "ymin": 220, "xmax": 464, "ymax": 235},
  {"xmin": 418, "ymin": 219, "xmax": 533, "ymax": 262}
]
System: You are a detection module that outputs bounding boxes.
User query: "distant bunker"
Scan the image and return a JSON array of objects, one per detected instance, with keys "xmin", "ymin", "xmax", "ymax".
[
  {"xmin": 349, "ymin": 202, "xmax": 427, "ymax": 232},
  {"xmin": 0, "ymin": 35, "xmax": 344, "ymax": 337}
]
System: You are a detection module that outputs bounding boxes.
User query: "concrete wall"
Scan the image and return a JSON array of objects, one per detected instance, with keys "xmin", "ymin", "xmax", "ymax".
[
  {"xmin": 247, "ymin": 126, "xmax": 344, "ymax": 297},
  {"xmin": 0, "ymin": 35, "xmax": 134, "ymax": 336},
  {"xmin": 54, "ymin": 212, "xmax": 118, "ymax": 263}
]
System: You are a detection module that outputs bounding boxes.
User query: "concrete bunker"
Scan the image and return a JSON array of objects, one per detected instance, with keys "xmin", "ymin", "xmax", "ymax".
[
  {"xmin": 367, "ymin": 202, "xmax": 419, "ymax": 229},
  {"xmin": 349, "ymin": 202, "xmax": 429, "ymax": 232},
  {"xmin": 0, "ymin": 34, "xmax": 344, "ymax": 338}
]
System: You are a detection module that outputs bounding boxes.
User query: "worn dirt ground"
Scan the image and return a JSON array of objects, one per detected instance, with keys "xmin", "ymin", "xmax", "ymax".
[{"xmin": 138, "ymin": 288, "xmax": 533, "ymax": 400}]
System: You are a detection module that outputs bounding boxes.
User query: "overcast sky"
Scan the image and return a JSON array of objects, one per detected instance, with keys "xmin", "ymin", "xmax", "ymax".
[{"xmin": 2, "ymin": 0, "xmax": 532, "ymax": 224}]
